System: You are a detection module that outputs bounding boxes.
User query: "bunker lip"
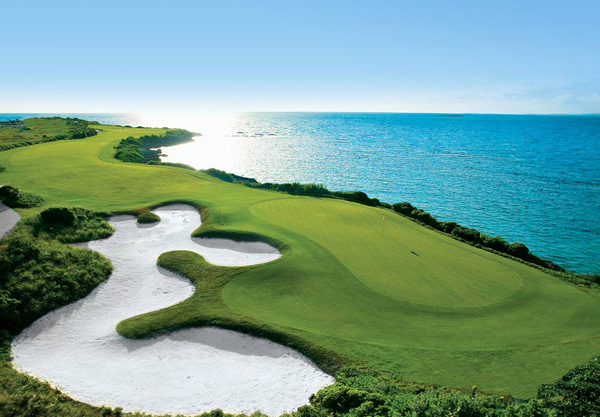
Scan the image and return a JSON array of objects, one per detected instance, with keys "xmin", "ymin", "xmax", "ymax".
[{"xmin": 11, "ymin": 204, "xmax": 334, "ymax": 416}]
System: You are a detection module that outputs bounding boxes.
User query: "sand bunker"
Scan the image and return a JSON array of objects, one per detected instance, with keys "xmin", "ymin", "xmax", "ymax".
[
  {"xmin": 0, "ymin": 202, "xmax": 20, "ymax": 238},
  {"xmin": 12, "ymin": 204, "xmax": 334, "ymax": 416}
]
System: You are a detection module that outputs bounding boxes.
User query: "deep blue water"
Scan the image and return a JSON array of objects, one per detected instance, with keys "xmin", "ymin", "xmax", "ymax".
[{"xmin": 1, "ymin": 112, "xmax": 599, "ymax": 274}]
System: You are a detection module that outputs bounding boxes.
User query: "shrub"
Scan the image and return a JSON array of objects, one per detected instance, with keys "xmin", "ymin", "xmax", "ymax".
[
  {"xmin": 440, "ymin": 221, "xmax": 459, "ymax": 234},
  {"xmin": 537, "ymin": 358, "xmax": 600, "ymax": 417},
  {"xmin": 480, "ymin": 234, "xmax": 510, "ymax": 252},
  {"xmin": 0, "ymin": 186, "xmax": 44, "ymax": 208},
  {"xmin": 310, "ymin": 383, "xmax": 384, "ymax": 414},
  {"xmin": 392, "ymin": 202, "xmax": 415, "ymax": 215},
  {"xmin": 5, "ymin": 237, "xmax": 41, "ymax": 263},
  {"xmin": 35, "ymin": 207, "xmax": 113, "ymax": 243},
  {"xmin": 0, "ymin": 208, "xmax": 113, "ymax": 333},
  {"xmin": 0, "ymin": 185, "xmax": 20, "ymax": 202},
  {"xmin": 333, "ymin": 191, "xmax": 374, "ymax": 206},
  {"xmin": 40, "ymin": 207, "xmax": 76, "ymax": 226},
  {"xmin": 451, "ymin": 226, "xmax": 481, "ymax": 243},
  {"xmin": 508, "ymin": 242, "xmax": 529, "ymax": 258},
  {"xmin": 411, "ymin": 209, "xmax": 440, "ymax": 228},
  {"xmin": 114, "ymin": 147, "xmax": 144, "ymax": 163},
  {"xmin": 66, "ymin": 118, "xmax": 97, "ymax": 139}
]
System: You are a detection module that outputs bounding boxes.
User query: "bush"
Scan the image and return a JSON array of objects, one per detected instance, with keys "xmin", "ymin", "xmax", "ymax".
[
  {"xmin": 310, "ymin": 383, "xmax": 384, "ymax": 414},
  {"xmin": 40, "ymin": 207, "xmax": 76, "ymax": 226},
  {"xmin": 440, "ymin": 221, "xmax": 459, "ymax": 234},
  {"xmin": 0, "ymin": 186, "xmax": 44, "ymax": 208},
  {"xmin": 0, "ymin": 185, "xmax": 20, "ymax": 202},
  {"xmin": 392, "ymin": 202, "xmax": 415, "ymax": 215},
  {"xmin": 35, "ymin": 207, "xmax": 113, "ymax": 243},
  {"xmin": 480, "ymin": 234, "xmax": 510, "ymax": 252},
  {"xmin": 5, "ymin": 237, "xmax": 41, "ymax": 263},
  {"xmin": 410, "ymin": 209, "xmax": 440, "ymax": 228},
  {"xmin": 333, "ymin": 191, "xmax": 374, "ymax": 206},
  {"xmin": 537, "ymin": 358, "xmax": 600, "ymax": 417},
  {"xmin": 66, "ymin": 119, "xmax": 98, "ymax": 139},
  {"xmin": 114, "ymin": 146, "xmax": 144, "ymax": 163},
  {"xmin": 508, "ymin": 242, "xmax": 529, "ymax": 258},
  {"xmin": 451, "ymin": 226, "xmax": 481, "ymax": 243},
  {"xmin": 0, "ymin": 208, "xmax": 113, "ymax": 333}
]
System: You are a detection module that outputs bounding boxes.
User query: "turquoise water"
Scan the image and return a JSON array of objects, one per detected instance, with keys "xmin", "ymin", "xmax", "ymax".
[{"xmin": 2, "ymin": 113, "xmax": 599, "ymax": 274}]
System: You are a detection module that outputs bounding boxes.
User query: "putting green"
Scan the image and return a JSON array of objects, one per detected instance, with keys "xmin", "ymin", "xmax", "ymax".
[{"xmin": 1, "ymin": 122, "xmax": 599, "ymax": 398}]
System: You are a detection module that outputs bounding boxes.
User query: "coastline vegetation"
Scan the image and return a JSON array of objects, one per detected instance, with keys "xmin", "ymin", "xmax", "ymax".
[
  {"xmin": 114, "ymin": 129, "xmax": 195, "ymax": 163},
  {"xmin": 0, "ymin": 117, "xmax": 98, "ymax": 151},
  {"xmin": 0, "ymin": 118, "xmax": 599, "ymax": 417}
]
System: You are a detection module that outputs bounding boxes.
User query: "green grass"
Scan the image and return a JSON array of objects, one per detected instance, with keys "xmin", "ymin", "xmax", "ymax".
[
  {"xmin": 0, "ymin": 118, "xmax": 70, "ymax": 146},
  {"xmin": 0, "ymin": 121, "xmax": 598, "ymax": 401}
]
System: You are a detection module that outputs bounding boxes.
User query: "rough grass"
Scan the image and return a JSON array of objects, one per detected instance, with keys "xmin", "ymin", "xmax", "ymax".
[
  {"xmin": 0, "ymin": 121, "xmax": 598, "ymax": 402},
  {"xmin": 0, "ymin": 118, "xmax": 70, "ymax": 146}
]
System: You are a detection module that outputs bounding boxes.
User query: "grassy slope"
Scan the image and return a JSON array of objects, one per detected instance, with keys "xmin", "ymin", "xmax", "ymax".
[
  {"xmin": 0, "ymin": 123, "xmax": 598, "ymax": 399},
  {"xmin": 0, "ymin": 118, "xmax": 70, "ymax": 145}
]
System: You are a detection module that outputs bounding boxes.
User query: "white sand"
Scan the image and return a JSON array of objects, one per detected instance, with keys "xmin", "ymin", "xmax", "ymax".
[
  {"xmin": 12, "ymin": 204, "xmax": 334, "ymax": 416},
  {"xmin": 0, "ymin": 201, "xmax": 20, "ymax": 238}
]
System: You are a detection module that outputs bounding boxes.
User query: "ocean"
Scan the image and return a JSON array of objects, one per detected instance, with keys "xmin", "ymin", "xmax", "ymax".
[{"xmin": 1, "ymin": 112, "xmax": 599, "ymax": 274}]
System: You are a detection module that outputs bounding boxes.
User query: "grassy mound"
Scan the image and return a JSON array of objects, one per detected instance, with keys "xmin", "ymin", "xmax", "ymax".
[{"xmin": 0, "ymin": 207, "xmax": 113, "ymax": 334}]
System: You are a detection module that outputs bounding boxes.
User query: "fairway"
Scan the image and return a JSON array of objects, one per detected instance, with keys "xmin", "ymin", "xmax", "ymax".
[{"xmin": 1, "ymin": 122, "xmax": 599, "ymax": 399}]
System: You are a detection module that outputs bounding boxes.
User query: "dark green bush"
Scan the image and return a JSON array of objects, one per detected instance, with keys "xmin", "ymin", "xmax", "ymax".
[
  {"xmin": 0, "ymin": 186, "xmax": 44, "ymax": 208},
  {"xmin": 114, "ymin": 130, "xmax": 194, "ymax": 164},
  {"xmin": 410, "ymin": 209, "xmax": 440, "ymax": 228},
  {"xmin": 5, "ymin": 237, "xmax": 41, "ymax": 263},
  {"xmin": 333, "ymin": 190, "xmax": 375, "ymax": 206},
  {"xmin": 451, "ymin": 226, "xmax": 481, "ymax": 243},
  {"xmin": 537, "ymin": 358, "xmax": 600, "ymax": 417},
  {"xmin": 66, "ymin": 118, "xmax": 98, "ymax": 139},
  {"xmin": 508, "ymin": 242, "xmax": 529, "ymax": 258},
  {"xmin": 35, "ymin": 207, "xmax": 113, "ymax": 243},
  {"xmin": 310, "ymin": 383, "xmax": 384, "ymax": 414},
  {"xmin": 392, "ymin": 202, "xmax": 415, "ymax": 215},
  {"xmin": 440, "ymin": 221, "xmax": 459, "ymax": 234},
  {"xmin": 480, "ymin": 234, "xmax": 510, "ymax": 252},
  {"xmin": 114, "ymin": 146, "xmax": 144, "ymax": 163},
  {"xmin": 0, "ymin": 208, "xmax": 113, "ymax": 333},
  {"xmin": 0, "ymin": 185, "xmax": 19, "ymax": 202},
  {"xmin": 40, "ymin": 207, "xmax": 76, "ymax": 225}
]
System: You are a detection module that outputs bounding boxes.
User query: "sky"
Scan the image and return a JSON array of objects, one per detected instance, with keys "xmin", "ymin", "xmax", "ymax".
[{"xmin": 1, "ymin": 0, "xmax": 599, "ymax": 114}]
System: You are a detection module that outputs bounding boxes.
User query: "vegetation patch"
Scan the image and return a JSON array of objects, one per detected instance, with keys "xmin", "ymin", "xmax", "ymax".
[
  {"xmin": 0, "ymin": 117, "xmax": 98, "ymax": 151},
  {"xmin": 0, "ymin": 185, "xmax": 44, "ymax": 208},
  {"xmin": 114, "ymin": 129, "xmax": 195, "ymax": 163},
  {"xmin": 537, "ymin": 357, "xmax": 600, "ymax": 417},
  {"xmin": 0, "ymin": 207, "xmax": 113, "ymax": 334}
]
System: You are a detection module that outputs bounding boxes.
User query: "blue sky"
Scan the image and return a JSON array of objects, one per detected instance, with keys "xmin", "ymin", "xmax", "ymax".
[{"xmin": 2, "ymin": 0, "xmax": 599, "ymax": 113}]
